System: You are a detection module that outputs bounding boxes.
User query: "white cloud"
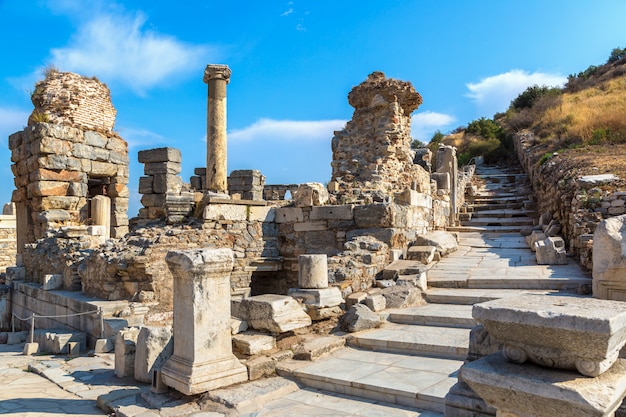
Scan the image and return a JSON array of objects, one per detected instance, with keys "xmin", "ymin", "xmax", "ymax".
[
  {"xmin": 0, "ymin": 107, "xmax": 30, "ymax": 141},
  {"xmin": 116, "ymin": 127, "xmax": 169, "ymax": 149},
  {"xmin": 228, "ymin": 118, "xmax": 346, "ymax": 142},
  {"xmin": 281, "ymin": 8, "xmax": 294, "ymax": 16},
  {"xmin": 466, "ymin": 70, "xmax": 567, "ymax": 116},
  {"xmin": 50, "ymin": 11, "xmax": 213, "ymax": 94},
  {"xmin": 411, "ymin": 111, "xmax": 456, "ymax": 142}
]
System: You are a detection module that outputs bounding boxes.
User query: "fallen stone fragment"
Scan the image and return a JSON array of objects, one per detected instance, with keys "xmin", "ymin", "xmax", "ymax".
[{"xmin": 339, "ymin": 304, "xmax": 382, "ymax": 332}]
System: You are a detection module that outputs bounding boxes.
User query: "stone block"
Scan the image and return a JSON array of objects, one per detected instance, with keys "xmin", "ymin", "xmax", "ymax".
[
  {"xmin": 593, "ymin": 215, "xmax": 626, "ymax": 301},
  {"xmin": 473, "ymin": 294, "xmax": 626, "ymax": 376},
  {"xmin": 293, "ymin": 221, "xmax": 328, "ymax": 232},
  {"xmin": 152, "ymin": 174, "xmax": 182, "ymax": 194},
  {"xmin": 463, "ymin": 352, "xmax": 626, "ymax": 417},
  {"xmin": 139, "ymin": 176, "xmax": 155, "ymax": 194},
  {"xmin": 274, "ymin": 207, "xmax": 304, "ymax": 223},
  {"xmin": 7, "ymin": 331, "xmax": 26, "ymax": 345},
  {"xmin": 353, "ymin": 203, "xmax": 395, "ymax": 228},
  {"xmin": 381, "ymin": 286, "xmax": 423, "ymax": 309},
  {"xmin": 95, "ymin": 338, "xmax": 114, "ymax": 353},
  {"xmin": 305, "ymin": 305, "xmax": 343, "ymax": 321},
  {"xmin": 230, "ymin": 317, "xmax": 248, "ymax": 335},
  {"xmin": 293, "ymin": 182, "xmax": 329, "ymax": 207},
  {"xmin": 232, "ymin": 332, "xmax": 276, "ymax": 355},
  {"xmin": 293, "ymin": 336, "xmax": 346, "ymax": 361},
  {"xmin": 67, "ymin": 341, "xmax": 80, "ymax": 357},
  {"xmin": 138, "ymin": 147, "xmax": 182, "ymax": 164},
  {"xmin": 134, "ymin": 326, "xmax": 173, "ymax": 383},
  {"xmin": 237, "ymin": 294, "xmax": 312, "ymax": 333},
  {"xmin": 144, "ymin": 161, "xmax": 182, "ymax": 175},
  {"xmin": 23, "ymin": 342, "xmax": 39, "ymax": 356},
  {"xmin": 287, "ymin": 287, "xmax": 343, "ymax": 308},
  {"xmin": 115, "ymin": 328, "xmax": 140, "ymax": 378},
  {"xmin": 42, "ymin": 274, "xmax": 63, "ymax": 291},
  {"xmin": 526, "ymin": 230, "xmax": 547, "ymax": 252},
  {"xmin": 28, "ymin": 181, "xmax": 70, "ymax": 197},
  {"xmin": 246, "ymin": 356, "xmax": 276, "ymax": 380},
  {"xmin": 346, "ymin": 292, "xmax": 367, "ymax": 308},
  {"xmin": 382, "ymin": 259, "xmax": 425, "ymax": 280},
  {"xmin": 310, "ymin": 205, "xmax": 354, "ymax": 221},
  {"xmin": 412, "ymin": 231, "xmax": 458, "ymax": 256},
  {"xmin": 248, "ymin": 206, "xmax": 275, "ymax": 222},
  {"xmin": 534, "ymin": 237, "xmax": 567, "ymax": 265},
  {"xmin": 339, "ymin": 304, "xmax": 381, "ymax": 332},
  {"xmin": 365, "ymin": 294, "xmax": 386, "ymax": 312},
  {"xmin": 6, "ymin": 266, "xmax": 25, "ymax": 283},
  {"xmin": 406, "ymin": 245, "xmax": 436, "ymax": 264},
  {"xmin": 203, "ymin": 204, "xmax": 247, "ymax": 221}
]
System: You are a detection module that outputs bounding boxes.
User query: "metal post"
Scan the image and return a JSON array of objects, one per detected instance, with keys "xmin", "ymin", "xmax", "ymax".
[
  {"xmin": 30, "ymin": 313, "xmax": 35, "ymax": 344},
  {"xmin": 99, "ymin": 308, "xmax": 105, "ymax": 339}
]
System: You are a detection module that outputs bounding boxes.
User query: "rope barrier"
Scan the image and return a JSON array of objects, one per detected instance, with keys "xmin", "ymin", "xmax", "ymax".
[{"xmin": 10, "ymin": 309, "xmax": 102, "ymax": 343}]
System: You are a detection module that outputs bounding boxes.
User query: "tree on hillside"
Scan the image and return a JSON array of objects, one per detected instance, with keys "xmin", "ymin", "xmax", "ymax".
[
  {"xmin": 608, "ymin": 47, "xmax": 626, "ymax": 64},
  {"xmin": 510, "ymin": 85, "xmax": 561, "ymax": 111},
  {"xmin": 466, "ymin": 117, "xmax": 504, "ymax": 140}
]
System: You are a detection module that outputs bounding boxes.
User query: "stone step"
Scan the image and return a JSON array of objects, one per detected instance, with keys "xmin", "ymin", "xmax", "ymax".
[
  {"xmin": 257, "ymin": 386, "xmax": 443, "ymax": 416},
  {"xmin": 424, "ymin": 288, "xmax": 564, "ymax": 305},
  {"xmin": 468, "ymin": 202, "xmax": 524, "ymax": 211},
  {"xmin": 461, "ymin": 217, "xmax": 535, "ymax": 227},
  {"xmin": 469, "ymin": 209, "xmax": 538, "ymax": 219},
  {"xmin": 385, "ymin": 304, "xmax": 475, "ymax": 329},
  {"xmin": 447, "ymin": 225, "xmax": 528, "ymax": 233},
  {"xmin": 427, "ymin": 272, "xmax": 591, "ymax": 291},
  {"xmin": 346, "ymin": 323, "xmax": 470, "ymax": 360},
  {"xmin": 278, "ymin": 347, "xmax": 461, "ymax": 414}
]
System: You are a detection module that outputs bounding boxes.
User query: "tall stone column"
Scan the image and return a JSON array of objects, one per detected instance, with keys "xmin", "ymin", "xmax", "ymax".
[
  {"xmin": 160, "ymin": 247, "xmax": 247, "ymax": 395},
  {"xmin": 203, "ymin": 64, "xmax": 231, "ymax": 195}
]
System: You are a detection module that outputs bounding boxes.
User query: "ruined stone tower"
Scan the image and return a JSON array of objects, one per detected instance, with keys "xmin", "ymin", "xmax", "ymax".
[
  {"xmin": 9, "ymin": 70, "xmax": 129, "ymax": 250},
  {"xmin": 329, "ymin": 71, "xmax": 430, "ymax": 203}
]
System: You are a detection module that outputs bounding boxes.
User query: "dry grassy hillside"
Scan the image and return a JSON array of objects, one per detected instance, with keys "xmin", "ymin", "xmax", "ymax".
[{"xmin": 438, "ymin": 54, "xmax": 626, "ymax": 178}]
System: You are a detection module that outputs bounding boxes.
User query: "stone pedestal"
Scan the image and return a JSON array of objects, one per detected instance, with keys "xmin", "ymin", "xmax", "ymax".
[
  {"xmin": 463, "ymin": 352, "xmax": 626, "ymax": 417},
  {"xmin": 298, "ymin": 254, "xmax": 328, "ymax": 289},
  {"xmin": 91, "ymin": 195, "xmax": 111, "ymax": 239},
  {"xmin": 473, "ymin": 294, "xmax": 626, "ymax": 377},
  {"xmin": 203, "ymin": 64, "xmax": 231, "ymax": 194},
  {"xmin": 161, "ymin": 248, "xmax": 247, "ymax": 395}
]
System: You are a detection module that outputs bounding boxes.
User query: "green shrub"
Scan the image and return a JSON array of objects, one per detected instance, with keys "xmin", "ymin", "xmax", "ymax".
[
  {"xmin": 510, "ymin": 85, "xmax": 562, "ymax": 111},
  {"xmin": 538, "ymin": 152, "xmax": 553, "ymax": 165}
]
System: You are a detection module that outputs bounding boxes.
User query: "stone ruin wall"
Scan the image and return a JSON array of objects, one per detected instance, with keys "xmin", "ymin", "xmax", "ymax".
[
  {"xmin": 514, "ymin": 133, "xmax": 626, "ymax": 269},
  {"xmin": 330, "ymin": 71, "xmax": 431, "ymax": 203},
  {"xmin": 11, "ymin": 69, "xmax": 457, "ymax": 313},
  {"xmin": 9, "ymin": 71, "xmax": 129, "ymax": 247},
  {"xmin": 30, "ymin": 70, "xmax": 116, "ymax": 134}
]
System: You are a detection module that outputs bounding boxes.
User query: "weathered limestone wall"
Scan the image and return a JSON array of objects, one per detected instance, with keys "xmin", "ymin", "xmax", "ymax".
[
  {"xmin": 9, "ymin": 123, "xmax": 129, "ymax": 243},
  {"xmin": 29, "ymin": 70, "xmax": 116, "ymax": 134},
  {"xmin": 329, "ymin": 71, "xmax": 430, "ymax": 203},
  {"xmin": 514, "ymin": 132, "xmax": 625, "ymax": 269},
  {"xmin": 76, "ymin": 205, "xmax": 278, "ymax": 308},
  {"xmin": 0, "ymin": 214, "xmax": 17, "ymax": 273}
]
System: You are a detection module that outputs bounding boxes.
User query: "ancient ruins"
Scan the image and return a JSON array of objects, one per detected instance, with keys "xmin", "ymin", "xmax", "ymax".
[{"xmin": 1, "ymin": 65, "xmax": 626, "ymax": 417}]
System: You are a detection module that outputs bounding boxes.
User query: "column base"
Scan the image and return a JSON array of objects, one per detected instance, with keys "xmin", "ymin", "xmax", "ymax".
[
  {"xmin": 203, "ymin": 191, "xmax": 231, "ymax": 201},
  {"xmin": 161, "ymin": 354, "xmax": 248, "ymax": 395}
]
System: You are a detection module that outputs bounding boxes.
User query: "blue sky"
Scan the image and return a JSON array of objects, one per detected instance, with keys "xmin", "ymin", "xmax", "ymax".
[{"xmin": 1, "ymin": 1, "xmax": 625, "ymax": 216}]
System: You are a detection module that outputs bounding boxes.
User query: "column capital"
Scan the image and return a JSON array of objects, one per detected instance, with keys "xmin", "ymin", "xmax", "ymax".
[{"xmin": 203, "ymin": 64, "xmax": 231, "ymax": 84}]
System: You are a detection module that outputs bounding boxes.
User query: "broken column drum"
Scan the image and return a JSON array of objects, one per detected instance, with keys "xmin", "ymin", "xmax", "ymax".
[
  {"xmin": 160, "ymin": 247, "xmax": 247, "ymax": 395},
  {"xmin": 203, "ymin": 64, "xmax": 231, "ymax": 194},
  {"xmin": 298, "ymin": 254, "xmax": 329, "ymax": 289}
]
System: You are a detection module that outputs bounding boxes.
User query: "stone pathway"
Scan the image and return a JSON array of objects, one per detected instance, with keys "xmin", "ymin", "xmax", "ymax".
[{"xmin": 0, "ymin": 163, "xmax": 593, "ymax": 416}]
